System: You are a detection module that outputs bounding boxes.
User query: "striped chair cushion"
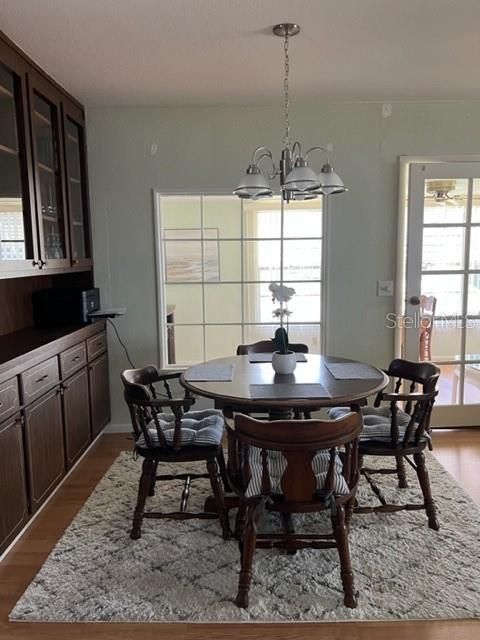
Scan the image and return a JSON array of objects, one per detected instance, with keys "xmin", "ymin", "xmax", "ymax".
[
  {"xmin": 136, "ymin": 409, "xmax": 224, "ymax": 448},
  {"xmin": 245, "ymin": 447, "xmax": 349, "ymax": 498},
  {"xmin": 329, "ymin": 406, "xmax": 415, "ymax": 443}
]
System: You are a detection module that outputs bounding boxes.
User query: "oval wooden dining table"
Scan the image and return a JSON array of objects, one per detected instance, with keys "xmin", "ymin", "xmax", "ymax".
[{"xmin": 180, "ymin": 354, "xmax": 389, "ymax": 419}]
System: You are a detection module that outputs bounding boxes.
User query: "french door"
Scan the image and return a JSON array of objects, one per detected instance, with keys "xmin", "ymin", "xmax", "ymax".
[{"xmin": 403, "ymin": 161, "xmax": 480, "ymax": 426}]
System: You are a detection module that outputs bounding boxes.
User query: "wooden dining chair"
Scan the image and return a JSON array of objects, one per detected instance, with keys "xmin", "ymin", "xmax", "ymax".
[
  {"xmin": 236, "ymin": 340, "xmax": 309, "ymax": 355},
  {"xmin": 419, "ymin": 295, "xmax": 437, "ymax": 361},
  {"xmin": 121, "ymin": 365, "xmax": 231, "ymax": 540},
  {"xmin": 330, "ymin": 359, "xmax": 440, "ymax": 529},
  {"xmin": 226, "ymin": 411, "xmax": 362, "ymax": 609}
]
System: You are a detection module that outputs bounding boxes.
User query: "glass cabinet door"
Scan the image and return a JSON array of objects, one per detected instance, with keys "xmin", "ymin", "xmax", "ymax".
[
  {"xmin": 0, "ymin": 60, "xmax": 37, "ymax": 271},
  {"xmin": 63, "ymin": 107, "xmax": 91, "ymax": 266},
  {"xmin": 29, "ymin": 76, "xmax": 70, "ymax": 268}
]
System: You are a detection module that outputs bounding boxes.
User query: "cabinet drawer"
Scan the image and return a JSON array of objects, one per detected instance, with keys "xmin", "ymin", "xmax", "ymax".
[
  {"xmin": 87, "ymin": 331, "xmax": 107, "ymax": 361},
  {"xmin": 21, "ymin": 356, "xmax": 60, "ymax": 405},
  {"xmin": 60, "ymin": 342, "xmax": 87, "ymax": 379},
  {"xmin": 0, "ymin": 377, "xmax": 20, "ymax": 423}
]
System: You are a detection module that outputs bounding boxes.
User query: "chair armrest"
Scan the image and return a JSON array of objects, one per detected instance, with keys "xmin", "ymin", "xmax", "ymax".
[
  {"xmin": 380, "ymin": 391, "xmax": 436, "ymax": 402},
  {"xmin": 151, "ymin": 370, "xmax": 182, "ymax": 382},
  {"xmin": 135, "ymin": 396, "xmax": 195, "ymax": 410}
]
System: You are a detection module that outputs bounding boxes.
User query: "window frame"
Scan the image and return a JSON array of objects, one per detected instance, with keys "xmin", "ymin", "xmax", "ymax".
[{"xmin": 154, "ymin": 190, "xmax": 329, "ymax": 368}]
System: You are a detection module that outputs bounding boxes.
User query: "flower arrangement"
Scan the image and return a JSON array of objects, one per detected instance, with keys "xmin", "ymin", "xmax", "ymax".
[{"xmin": 269, "ymin": 283, "xmax": 295, "ymax": 355}]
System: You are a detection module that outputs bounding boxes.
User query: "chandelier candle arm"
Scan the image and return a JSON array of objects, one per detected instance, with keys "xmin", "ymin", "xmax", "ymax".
[{"xmin": 233, "ymin": 23, "xmax": 347, "ymax": 201}]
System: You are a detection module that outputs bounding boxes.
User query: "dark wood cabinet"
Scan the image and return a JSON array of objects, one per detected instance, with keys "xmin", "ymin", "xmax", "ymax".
[
  {"xmin": 0, "ymin": 39, "xmax": 38, "ymax": 275},
  {"xmin": 28, "ymin": 71, "xmax": 70, "ymax": 270},
  {"xmin": 24, "ymin": 386, "xmax": 65, "ymax": 512},
  {"xmin": 89, "ymin": 353, "xmax": 110, "ymax": 438},
  {"xmin": 0, "ymin": 414, "xmax": 29, "ymax": 554},
  {"xmin": 63, "ymin": 367, "xmax": 91, "ymax": 468},
  {"xmin": 62, "ymin": 101, "xmax": 92, "ymax": 268},
  {"xmin": 0, "ymin": 31, "xmax": 92, "ymax": 278}
]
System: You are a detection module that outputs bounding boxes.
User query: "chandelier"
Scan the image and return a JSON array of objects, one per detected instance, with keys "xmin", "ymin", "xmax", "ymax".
[{"xmin": 234, "ymin": 23, "xmax": 346, "ymax": 202}]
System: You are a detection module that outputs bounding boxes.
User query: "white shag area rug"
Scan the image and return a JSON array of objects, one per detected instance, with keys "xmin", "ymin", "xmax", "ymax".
[{"xmin": 9, "ymin": 451, "xmax": 480, "ymax": 623}]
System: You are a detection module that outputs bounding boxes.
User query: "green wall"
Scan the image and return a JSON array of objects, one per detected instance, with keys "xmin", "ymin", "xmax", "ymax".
[{"xmin": 86, "ymin": 100, "xmax": 480, "ymax": 426}]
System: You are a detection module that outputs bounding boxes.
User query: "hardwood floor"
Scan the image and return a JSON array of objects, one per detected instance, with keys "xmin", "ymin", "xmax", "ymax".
[{"xmin": 0, "ymin": 430, "xmax": 479, "ymax": 640}]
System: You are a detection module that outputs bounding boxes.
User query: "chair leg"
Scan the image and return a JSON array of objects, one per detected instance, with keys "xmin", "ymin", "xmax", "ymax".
[
  {"xmin": 345, "ymin": 495, "xmax": 356, "ymax": 529},
  {"xmin": 148, "ymin": 460, "xmax": 159, "ymax": 496},
  {"xmin": 333, "ymin": 504, "xmax": 357, "ymax": 608},
  {"xmin": 131, "ymin": 458, "xmax": 155, "ymax": 540},
  {"xmin": 414, "ymin": 452, "xmax": 439, "ymax": 530},
  {"xmin": 396, "ymin": 454, "xmax": 408, "ymax": 489},
  {"xmin": 235, "ymin": 501, "xmax": 247, "ymax": 543},
  {"xmin": 206, "ymin": 458, "xmax": 231, "ymax": 540},
  {"xmin": 235, "ymin": 504, "xmax": 257, "ymax": 608},
  {"xmin": 216, "ymin": 447, "xmax": 231, "ymax": 492}
]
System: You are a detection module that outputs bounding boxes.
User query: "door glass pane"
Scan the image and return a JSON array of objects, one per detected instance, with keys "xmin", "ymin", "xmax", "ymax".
[
  {"xmin": 286, "ymin": 282, "xmax": 322, "ymax": 323},
  {"xmin": 203, "ymin": 196, "xmax": 241, "ymax": 238},
  {"xmin": 435, "ymin": 364, "xmax": 461, "ymax": 405},
  {"xmin": 467, "ymin": 274, "xmax": 480, "ymax": 315},
  {"xmin": 33, "ymin": 93, "xmax": 66, "ymax": 260},
  {"xmin": 204, "ymin": 284, "xmax": 241, "ymax": 323},
  {"xmin": 465, "ymin": 319, "xmax": 480, "ymax": 358},
  {"xmin": 0, "ymin": 64, "xmax": 32, "ymax": 261},
  {"xmin": 430, "ymin": 321, "xmax": 462, "ymax": 362},
  {"xmin": 243, "ymin": 240, "xmax": 281, "ymax": 282},
  {"xmin": 243, "ymin": 197, "xmax": 281, "ymax": 238},
  {"xmin": 463, "ymin": 361, "xmax": 480, "ymax": 404},
  {"xmin": 205, "ymin": 325, "xmax": 242, "ymax": 360},
  {"xmin": 283, "ymin": 203, "xmax": 322, "ymax": 238},
  {"xmin": 283, "ymin": 240, "xmax": 322, "ymax": 280},
  {"xmin": 472, "ymin": 179, "xmax": 480, "ymax": 223},
  {"xmin": 161, "ymin": 196, "xmax": 201, "ymax": 234},
  {"xmin": 165, "ymin": 284, "xmax": 203, "ymax": 323},
  {"xmin": 423, "ymin": 178, "xmax": 468, "ymax": 224},
  {"xmin": 287, "ymin": 323, "xmax": 322, "ymax": 353},
  {"xmin": 65, "ymin": 119, "xmax": 89, "ymax": 260},
  {"xmin": 170, "ymin": 325, "xmax": 204, "ymax": 365},
  {"xmin": 421, "ymin": 274, "xmax": 463, "ymax": 316},
  {"xmin": 203, "ymin": 239, "xmax": 241, "ymax": 281},
  {"xmin": 164, "ymin": 240, "xmax": 202, "ymax": 282},
  {"xmin": 422, "ymin": 227, "xmax": 464, "ymax": 271},
  {"xmin": 243, "ymin": 323, "xmax": 278, "ymax": 345},
  {"xmin": 469, "ymin": 227, "xmax": 480, "ymax": 270}
]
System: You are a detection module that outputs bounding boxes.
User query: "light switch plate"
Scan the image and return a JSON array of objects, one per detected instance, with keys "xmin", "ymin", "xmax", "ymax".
[{"xmin": 377, "ymin": 280, "xmax": 394, "ymax": 296}]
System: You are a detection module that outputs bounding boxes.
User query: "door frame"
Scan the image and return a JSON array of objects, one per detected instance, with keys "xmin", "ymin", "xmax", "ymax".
[{"xmin": 396, "ymin": 155, "xmax": 480, "ymax": 427}]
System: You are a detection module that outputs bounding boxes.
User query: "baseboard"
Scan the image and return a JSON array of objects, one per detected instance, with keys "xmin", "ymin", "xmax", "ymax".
[{"xmin": 103, "ymin": 423, "xmax": 132, "ymax": 433}]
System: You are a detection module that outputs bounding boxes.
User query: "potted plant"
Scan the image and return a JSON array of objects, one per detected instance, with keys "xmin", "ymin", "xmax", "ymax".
[{"xmin": 269, "ymin": 283, "xmax": 297, "ymax": 374}]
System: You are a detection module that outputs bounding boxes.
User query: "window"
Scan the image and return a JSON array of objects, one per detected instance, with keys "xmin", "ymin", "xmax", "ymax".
[{"xmin": 155, "ymin": 194, "xmax": 325, "ymax": 366}]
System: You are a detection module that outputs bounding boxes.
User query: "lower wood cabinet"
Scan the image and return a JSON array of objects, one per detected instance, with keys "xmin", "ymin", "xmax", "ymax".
[
  {"xmin": 24, "ymin": 388, "xmax": 65, "ymax": 513},
  {"xmin": 0, "ymin": 415, "xmax": 29, "ymax": 554},
  {"xmin": 0, "ymin": 323, "xmax": 110, "ymax": 555},
  {"xmin": 89, "ymin": 353, "xmax": 110, "ymax": 438},
  {"xmin": 63, "ymin": 368, "xmax": 91, "ymax": 469}
]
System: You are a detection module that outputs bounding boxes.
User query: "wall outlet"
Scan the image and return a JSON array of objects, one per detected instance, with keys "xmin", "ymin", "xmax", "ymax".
[{"xmin": 377, "ymin": 280, "xmax": 394, "ymax": 296}]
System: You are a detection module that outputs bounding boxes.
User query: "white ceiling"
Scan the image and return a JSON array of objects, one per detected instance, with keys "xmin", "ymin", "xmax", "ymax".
[{"xmin": 1, "ymin": 0, "xmax": 480, "ymax": 107}]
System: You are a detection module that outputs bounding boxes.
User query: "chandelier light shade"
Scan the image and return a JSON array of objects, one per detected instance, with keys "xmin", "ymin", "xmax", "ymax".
[{"xmin": 233, "ymin": 23, "xmax": 347, "ymax": 202}]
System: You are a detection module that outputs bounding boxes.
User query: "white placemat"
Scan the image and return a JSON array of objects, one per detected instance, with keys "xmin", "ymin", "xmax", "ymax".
[
  {"xmin": 249, "ymin": 383, "xmax": 331, "ymax": 400},
  {"xmin": 325, "ymin": 362, "xmax": 381, "ymax": 380},
  {"xmin": 184, "ymin": 363, "xmax": 234, "ymax": 382},
  {"xmin": 248, "ymin": 353, "xmax": 307, "ymax": 363}
]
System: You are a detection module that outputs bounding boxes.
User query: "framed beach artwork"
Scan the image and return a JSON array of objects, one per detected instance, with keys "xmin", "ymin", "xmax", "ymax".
[{"xmin": 164, "ymin": 228, "xmax": 220, "ymax": 282}]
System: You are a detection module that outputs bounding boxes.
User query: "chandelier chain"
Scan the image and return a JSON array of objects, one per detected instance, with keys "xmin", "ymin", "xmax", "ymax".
[{"xmin": 283, "ymin": 31, "xmax": 290, "ymax": 147}]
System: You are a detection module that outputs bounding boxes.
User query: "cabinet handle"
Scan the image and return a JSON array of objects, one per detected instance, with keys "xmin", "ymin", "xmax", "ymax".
[
  {"xmin": 32, "ymin": 260, "xmax": 41, "ymax": 268},
  {"xmin": 72, "ymin": 259, "xmax": 79, "ymax": 265},
  {"xmin": 72, "ymin": 355, "xmax": 81, "ymax": 362},
  {"xmin": 35, "ymin": 374, "xmax": 49, "ymax": 384},
  {"xmin": 0, "ymin": 401, "xmax": 3, "ymax": 407}
]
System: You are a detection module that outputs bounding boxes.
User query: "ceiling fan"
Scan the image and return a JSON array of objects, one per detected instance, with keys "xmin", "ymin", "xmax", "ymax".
[{"xmin": 424, "ymin": 179, "xmax": 460, "ymax": 205}]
